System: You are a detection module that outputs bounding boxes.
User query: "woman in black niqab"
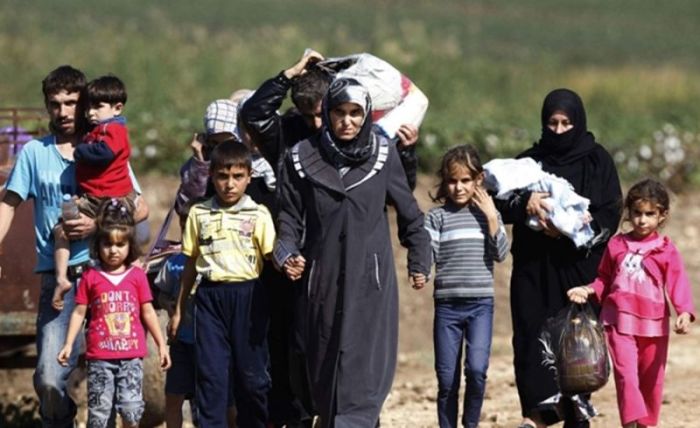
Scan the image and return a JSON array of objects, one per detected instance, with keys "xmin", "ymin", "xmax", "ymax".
[
  {"xmin": 523, "ymin": 88, "xmax": 597, "ymax": 167},
  {"xmin": 497, "ymin": 88, "xmax": 622, "ymax": 428}
]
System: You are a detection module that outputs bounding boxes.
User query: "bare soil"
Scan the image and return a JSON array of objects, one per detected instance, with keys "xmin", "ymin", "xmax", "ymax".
[{"xmin": 2, "ymin": 174, "xmax": 699, "ymax": 427}]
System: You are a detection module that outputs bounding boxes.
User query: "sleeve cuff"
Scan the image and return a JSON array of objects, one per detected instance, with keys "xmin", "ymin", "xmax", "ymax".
[
  {"xmin": 273, "ymin": 240, "xmax": 298, "ymax": 270},
  {"xmin": 275, "ymin": 71, "xmax": 293, "ymax": 86}
]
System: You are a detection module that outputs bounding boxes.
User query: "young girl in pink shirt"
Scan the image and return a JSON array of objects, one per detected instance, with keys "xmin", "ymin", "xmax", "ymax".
[
  {"xmin": 568, "ymin": 178, "xmax": 695, "ymax": 428},
  {"xmin": 57, "ymin": 200, "xmax": 171, "ymax": 428}
]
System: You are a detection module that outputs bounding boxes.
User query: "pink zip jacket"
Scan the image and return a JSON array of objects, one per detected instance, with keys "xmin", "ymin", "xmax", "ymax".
[{"xmin": 590, "ymin": 232, "xmax": 695, "ymax": 336}]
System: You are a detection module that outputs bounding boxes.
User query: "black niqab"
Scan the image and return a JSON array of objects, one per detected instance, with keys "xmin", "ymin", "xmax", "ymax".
[{"xmin": 521, "ymin": 88, "xmax": 597, "ymax": 166}]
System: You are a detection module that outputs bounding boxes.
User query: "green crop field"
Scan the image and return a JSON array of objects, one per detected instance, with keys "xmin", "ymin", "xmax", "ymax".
[{"xmin": 2, "ymin": 0, "xmax": 700, "ymax": 188}]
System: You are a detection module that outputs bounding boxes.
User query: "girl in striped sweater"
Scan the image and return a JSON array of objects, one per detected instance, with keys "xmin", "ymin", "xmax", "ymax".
[{"xmin": 425, "ymin": 144, "xmax": 510, "ymax": 428}]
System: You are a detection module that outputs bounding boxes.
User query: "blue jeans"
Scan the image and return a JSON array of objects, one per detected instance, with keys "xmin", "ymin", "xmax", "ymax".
[
  {"xmin": 34, "ymin": 274, "xmax": 84, "ymax": 428},
  {"xmin": 434, "ymin": 298, "xmax": 494, "ymax": 428}
]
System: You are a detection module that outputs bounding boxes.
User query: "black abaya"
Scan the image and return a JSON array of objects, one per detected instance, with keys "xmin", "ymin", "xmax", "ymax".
[{"xmin": 497, "ymin": 89, "xmax": 622, "ymax": 422}]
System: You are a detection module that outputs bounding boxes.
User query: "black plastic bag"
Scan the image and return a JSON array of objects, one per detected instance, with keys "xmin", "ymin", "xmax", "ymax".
[{"xmin": 540, "ymin": 302, "xmax": 610, "ymax": 396}]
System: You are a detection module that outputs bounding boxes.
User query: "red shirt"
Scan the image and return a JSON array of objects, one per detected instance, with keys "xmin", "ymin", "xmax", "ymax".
[
  {"xmin": 76, "ymin": 120, "xmax": 133, "ymax": 197},
  {"xmin": 75, "ymin": 266, "xmax": 152, "ymax": 360}
]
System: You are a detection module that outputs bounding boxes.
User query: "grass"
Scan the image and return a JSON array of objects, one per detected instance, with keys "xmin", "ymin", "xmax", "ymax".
[{"xmin": 2, "ymin": 0, "xmax": 700, "ymax": 186}]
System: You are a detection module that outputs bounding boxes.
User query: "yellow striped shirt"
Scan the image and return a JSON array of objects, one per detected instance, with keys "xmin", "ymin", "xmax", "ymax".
[{"xmin": 182, "ymin": 195, "xmax": 275, "ymax": 282}]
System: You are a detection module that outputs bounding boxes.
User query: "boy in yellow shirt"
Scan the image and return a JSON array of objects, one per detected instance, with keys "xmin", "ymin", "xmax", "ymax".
[{"xmin": 170, "ymin": 141, "xmax": 275, "ymax": 428}]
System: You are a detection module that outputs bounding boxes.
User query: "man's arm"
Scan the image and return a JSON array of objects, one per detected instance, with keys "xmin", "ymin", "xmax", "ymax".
[
  {"xmin": 240, "ymin": 50, "xmax": 323, "ymax": 168},
  {"xmin": 0, "ymin": 191, "xmax": 22, "ymax": 246},
  {"xmin": 239, "ymin": 74, "xmax": 292, "ymax": 168}
]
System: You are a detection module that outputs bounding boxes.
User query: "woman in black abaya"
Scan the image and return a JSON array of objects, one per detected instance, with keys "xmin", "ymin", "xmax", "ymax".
[
  {"xmin": 497, "ymin": 89, "xmax": 622, "ymax": 428},
  {"xmin": 274, "ymin": 77, "xmax": 431, "ymax": 428}
]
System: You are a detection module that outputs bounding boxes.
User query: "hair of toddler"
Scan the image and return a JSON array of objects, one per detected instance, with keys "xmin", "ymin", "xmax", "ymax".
[
  {"xmin": 87, "ymin": 75, "xmax": 127, "ymax": 106},
  {"xmin": 91, "ymin": 198, "xmax": 141, "ymax": 265},
  {"xmin": 623, "ymin": 178, "xmax": 671, "ymax": 225},
  {"xmin": 208, "ymin": 140, "xmax": 252, "ymax": 173},
  {"xmin": 431, "ymin": 144, "xmax": 483, "ymax": 203}
]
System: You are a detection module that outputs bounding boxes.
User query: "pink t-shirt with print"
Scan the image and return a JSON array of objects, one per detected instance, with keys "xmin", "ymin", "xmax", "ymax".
[{"xmin": 75, "ymin": 266, "xmax": 153, "ymax": 360}]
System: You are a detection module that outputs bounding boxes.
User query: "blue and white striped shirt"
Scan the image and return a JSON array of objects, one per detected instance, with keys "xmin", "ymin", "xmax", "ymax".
[{"xmin": 425, "ymin": 203, "xmax": 509, "ymax": 300}]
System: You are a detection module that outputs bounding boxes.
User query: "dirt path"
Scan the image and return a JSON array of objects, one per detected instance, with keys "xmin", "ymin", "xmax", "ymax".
[
  {"xmin": 2, "ymin": 176, "xmax": 699, "ymax": 427},
  {"xmin": 380, "ymin": 179, "xmax": 700, "ymax": 427}
]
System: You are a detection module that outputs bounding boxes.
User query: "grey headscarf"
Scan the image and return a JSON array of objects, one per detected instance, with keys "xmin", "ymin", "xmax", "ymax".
[{"xmin": 319, "ymin": 77, "xmax": 375, "ymax": 167}]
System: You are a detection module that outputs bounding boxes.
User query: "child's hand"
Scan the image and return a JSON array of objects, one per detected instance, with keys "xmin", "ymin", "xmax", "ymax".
[
  {"xmin": 52, "ymin": 280, "xmax": 72, "ymax": 311},
  {"xmin": 283, "ymin": 255, "xmax": 306, "ymax": 281},
  {"xmin": 471, "ymin": 186, "xmax": 498, "ymax": 220},
  {"xmin": 190, "ymin": 133, "xmax": 205, "ymax": 161},
  {"xmin": 675, "ymin": 312, "xmax": 692, "ymax": 334},
  {"xmin": 567, "ymin": 286, "xmax": 593, "ymax": 304},
  {"xmin": 167, "ymin": 312, "xmax": 181, "ymax": 341},
  {"xmin": 57, "ymin": 345, "xmax": 71, "ymax": 367},
  {"xmin": 159, "ymin": 346, "xmax": 172, "ymax": 370},
  {"xmin": 410, "ymin": 272, "xmax": 426, "ymax": 290}
]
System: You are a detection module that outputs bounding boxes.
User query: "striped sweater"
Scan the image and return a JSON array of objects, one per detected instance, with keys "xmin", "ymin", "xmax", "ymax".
[{"xmin": 425, "ymin": 203, "xmax": 509, "ymax": 300}]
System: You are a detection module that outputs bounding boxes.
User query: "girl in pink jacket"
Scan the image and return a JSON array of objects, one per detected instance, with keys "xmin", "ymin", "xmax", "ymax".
[{"xmin": 568, "ymin": 178, "xmax": 695, "ymax": 428}]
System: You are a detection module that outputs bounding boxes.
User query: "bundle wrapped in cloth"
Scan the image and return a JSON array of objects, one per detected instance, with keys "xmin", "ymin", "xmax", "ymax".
[
  {"xmin": 483, "ymin": 157, "xmax": 595, "ymax": 248},
  {"xmin": 540, "ymin": 302, "xmax": 610, "ymax": 396},
  {"xmin": 316, "ymin": 52, "xmax": 428, "ymax": 139}
]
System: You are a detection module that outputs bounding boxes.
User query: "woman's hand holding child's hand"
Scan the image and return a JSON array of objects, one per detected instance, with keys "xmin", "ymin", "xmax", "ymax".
[
  {"xmin": 674, "ymin": 312, "xmax": 692, "ymax": 334},
  {"xmin": 567, "ymin": 286, "xmax": 593, "ymax": 304},
  {"xmin": 410, "ymin": 272, "xmax": 426, "ymax": 290},
  {"xmin": 283, "ymin": 255, "xmax": 306, "ymax": 281}
]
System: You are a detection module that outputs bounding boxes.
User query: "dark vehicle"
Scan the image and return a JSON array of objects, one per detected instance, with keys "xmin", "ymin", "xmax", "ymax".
[{"xmin": 0, "ymin": 108, "xmax": 166, "ymax": 426}]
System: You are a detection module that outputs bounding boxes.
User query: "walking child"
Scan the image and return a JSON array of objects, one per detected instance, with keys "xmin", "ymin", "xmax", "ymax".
[
  {"xmin": 155, "ymin": 202, "xmax": 237, "ymax": 428},
  {"xmin": 425, "ymin": 145, "xmax": 509, "ymax": 428},
  {"xmin": 568, "ymin": 178, "xmax": 695, "ymax": 428},
  {"xmin": 169, "ymin": 141, "xmax": 276, "ymax": 428},
  {"xmin": 57, "ymin": 200, "xmax": 171, "ymax": 428},
  {"xmin": 53, "ymin": 75, "xmax": 137, "ymax": 310}
]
